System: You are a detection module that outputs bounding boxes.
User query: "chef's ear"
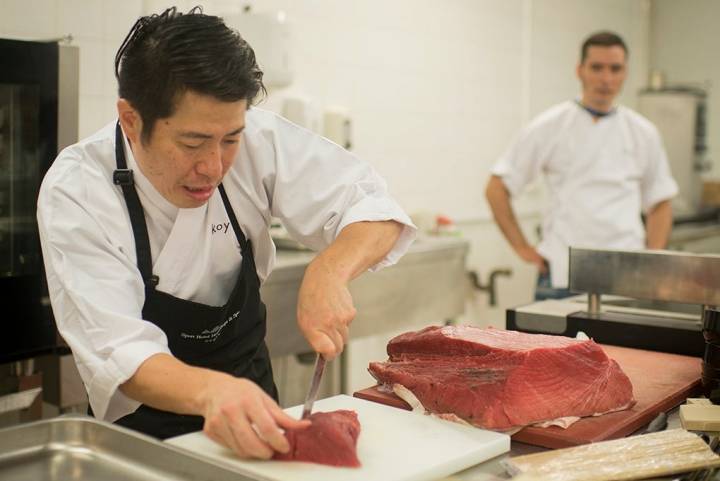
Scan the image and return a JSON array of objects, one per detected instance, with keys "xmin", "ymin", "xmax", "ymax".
[{"xmin": 117, "ymin": 98, "xmax": 143, "ymax": 145}]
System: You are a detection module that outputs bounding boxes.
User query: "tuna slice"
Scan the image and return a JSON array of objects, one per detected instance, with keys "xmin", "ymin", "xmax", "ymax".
[
  {"xmin": 368, "ymin": 326, "xmax": 635, "ymax": 430},
  {"xmin": 273, "ymin": 410, "xmax": 361, "ymax": 467}
]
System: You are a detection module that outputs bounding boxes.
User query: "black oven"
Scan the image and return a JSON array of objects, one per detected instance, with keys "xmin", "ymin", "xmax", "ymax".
[{"xmin": 0, "ymin": 38, "xmax": 78, "ymax": 364}]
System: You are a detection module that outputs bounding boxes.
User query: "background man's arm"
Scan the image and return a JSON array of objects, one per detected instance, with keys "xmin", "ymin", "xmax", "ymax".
[
  {"xmin": 645, "ymin": 199, "xmax": 673, "ymax": 249},
  {"xmin": 485, "ymin": 175, "xmax": 545, "ymax": 271}
]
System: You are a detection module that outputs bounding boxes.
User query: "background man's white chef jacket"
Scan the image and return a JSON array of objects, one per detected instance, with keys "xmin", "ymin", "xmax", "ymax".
[
  {"xmin": 492, "ymin": 100, "xmax": 678, "ymax": 288},
  {"xmin": 37, "ymin": 107, "xmax": 416, "ymax": 422}
]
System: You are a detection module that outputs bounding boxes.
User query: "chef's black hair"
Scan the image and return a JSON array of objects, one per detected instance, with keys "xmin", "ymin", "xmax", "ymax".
[
  {"xmin": 115, "ymin": 6, "xmax": 265, "ymax": 143},
  {"xmin": 580, "ymin": 31, "xmax": 628, "ymax": 63}
]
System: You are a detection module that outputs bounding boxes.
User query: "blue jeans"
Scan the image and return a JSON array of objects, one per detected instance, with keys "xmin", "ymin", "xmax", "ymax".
[{"xmin": 535, "ymin": 264, "xmax": 573, "ymax": 301}]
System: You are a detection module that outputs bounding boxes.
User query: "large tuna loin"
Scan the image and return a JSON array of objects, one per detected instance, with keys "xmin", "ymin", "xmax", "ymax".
[
  {"xmin": 368, "ymin": 326, "xmax": 635, "ymax": 430},
  {"xmin": 273, "ymin": 410, "xmax": 361, "ymax": 467}
]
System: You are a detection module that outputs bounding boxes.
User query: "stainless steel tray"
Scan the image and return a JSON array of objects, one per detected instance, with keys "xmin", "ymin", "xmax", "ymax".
[{"xmin": 0, "ymin": 415, "xmax": 255, "ymax": 480}]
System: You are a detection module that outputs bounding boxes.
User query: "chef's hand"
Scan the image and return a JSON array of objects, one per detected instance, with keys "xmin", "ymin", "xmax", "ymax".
[
  {"xmin": 297, "ymin": 255, "xmax": 356, "ymax": 360},
  {"xmin": 516, "ymin": 244, "xmax": 547, "ymax": 273},
  {"xmin": 202, "ymin": 373, "xmax": 310, "ymax": 459}
]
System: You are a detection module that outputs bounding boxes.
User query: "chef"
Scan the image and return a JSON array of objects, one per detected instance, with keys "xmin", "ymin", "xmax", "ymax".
[
  {"xmin": 36, "ymin": 7, "xmax": 415, "ymax": 460},
  {"xmin": 485, "ymin": 31, "xmax": 678, "ymax": 300}
]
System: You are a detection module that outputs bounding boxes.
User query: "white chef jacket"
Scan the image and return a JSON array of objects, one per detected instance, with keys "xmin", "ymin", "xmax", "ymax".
[
  {"xmin": 37, "ymin": 107, "xmax": 416, "ymax": 422},
  {"xmin": 492, "ymin": 100, "xmax": 678, "ymax": 288}
]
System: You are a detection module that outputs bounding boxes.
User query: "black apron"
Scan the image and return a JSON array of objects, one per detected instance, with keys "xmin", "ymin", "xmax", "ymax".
[{"xmin": 106, "ymin": 122, "xmax": 277, "ymax": 439}]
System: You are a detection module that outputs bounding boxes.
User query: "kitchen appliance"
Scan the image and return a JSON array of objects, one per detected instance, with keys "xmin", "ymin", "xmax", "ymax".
[
  {"xmin": 168, "ymin": 394, "xmax": 510, "ymax": 481},
  {"xmin": 506, "ymin": 248, "xmax": 720, "ymax": 358},
  {"xmin": 0, "ymin": 38, "xmax": 78, "ymax": 364},
  {"xmin": 637, "ymin": 88, "xmax": 711, "ymax": 219}
]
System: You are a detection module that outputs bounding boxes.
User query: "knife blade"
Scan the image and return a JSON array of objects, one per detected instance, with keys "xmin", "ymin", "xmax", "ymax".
[{"xmin": 301, "ymin": 353, "xmax": 326, "ymax": 419}]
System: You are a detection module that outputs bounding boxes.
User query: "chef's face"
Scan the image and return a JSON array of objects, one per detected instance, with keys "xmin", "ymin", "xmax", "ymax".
[
  {"xmin": 576, "ymin": 45, "xmax": 627, "ymax": 111},
  {"xmin": 118, "ymin": 91, "xmax": 247, "ymax": 208}
]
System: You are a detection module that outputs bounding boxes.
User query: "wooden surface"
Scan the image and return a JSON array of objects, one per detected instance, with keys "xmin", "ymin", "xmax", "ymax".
[
  {"xmin": 354, "ymin": 345, "xmax": 702, "ymax": 449},
  {"xmin": 167, "ymin": 395, "xmax": 510, "ymax": 481},
  {"xmin": 505, "ymin": 429, "xmax": 720, "ymax": 481}
]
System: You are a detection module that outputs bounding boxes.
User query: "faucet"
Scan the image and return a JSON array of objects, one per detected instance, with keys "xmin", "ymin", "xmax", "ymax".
[{"xmin": 468, "ymin": 268, "xmax": 512, "ymax": 307}]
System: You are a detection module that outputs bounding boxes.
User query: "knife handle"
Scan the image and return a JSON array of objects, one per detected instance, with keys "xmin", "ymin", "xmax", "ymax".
[{"xmin": 643, "ymin": 412, "xmax": 668, "ymax": 434}]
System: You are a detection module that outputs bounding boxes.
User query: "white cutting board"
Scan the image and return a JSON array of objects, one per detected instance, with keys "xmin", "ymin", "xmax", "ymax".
[{"xmin": 166, "ymin": 395, "xmax": 509, "ymax": 481}]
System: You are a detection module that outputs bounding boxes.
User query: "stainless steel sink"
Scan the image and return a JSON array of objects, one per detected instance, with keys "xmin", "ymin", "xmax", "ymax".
[{"xmin": 0, "ymin": 415, "xmax": 253, "ymax": 481}]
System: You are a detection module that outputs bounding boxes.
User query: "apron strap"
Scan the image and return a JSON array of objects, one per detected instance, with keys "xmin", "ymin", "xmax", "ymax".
[
  {"xmin": 218, "ymin": 184, "xmax": 250, "ymax": 251},
  {"xmin": 112, "ymin": 122, "xmax": 159, "ymax": 290}
]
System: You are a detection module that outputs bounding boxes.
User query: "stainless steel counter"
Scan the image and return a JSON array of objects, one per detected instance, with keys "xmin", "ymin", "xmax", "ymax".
[
  {"xmin": 261, "ymin": 236, "xmax": 470, "ymax": 357},
  {"xmin": 0, "ymin": 415, "xmax": 254, "ymax": 481},
  {"xmin": 669, "ymin": 221, "xmax": 720, "ymax": 253}
]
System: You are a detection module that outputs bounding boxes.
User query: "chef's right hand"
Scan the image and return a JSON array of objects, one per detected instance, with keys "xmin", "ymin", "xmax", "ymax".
[
  {"xmin": 201, "ymin": 372, "xmax": 310, "ymax": 459},
  {"xmin": 516, "ymin": 245, "xmax": 547, "ymax": 273}
]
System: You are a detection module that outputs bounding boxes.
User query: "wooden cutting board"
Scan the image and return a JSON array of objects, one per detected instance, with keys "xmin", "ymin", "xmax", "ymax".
[
  {"xmin": 354, "ymin": 345, "xmax": 702, "ymax": 449},
  {"xmin": 166, "ymin": 395, "xmax": 510, "ymax": 481}
]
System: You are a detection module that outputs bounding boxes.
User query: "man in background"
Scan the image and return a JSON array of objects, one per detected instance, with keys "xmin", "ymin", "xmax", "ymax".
[{"xmin": 485, "ymin": 31, "xmax": 677, "ymax": 300}]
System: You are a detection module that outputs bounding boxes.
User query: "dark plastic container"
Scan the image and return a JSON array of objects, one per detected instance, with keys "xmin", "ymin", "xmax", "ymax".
[
  {"xmin": 701, "ymin": 309, "xmax": 720, "ymax": 399},
  {"xmin": 705, "ymin": 342, "xmax": 720, "ymax": 366}
]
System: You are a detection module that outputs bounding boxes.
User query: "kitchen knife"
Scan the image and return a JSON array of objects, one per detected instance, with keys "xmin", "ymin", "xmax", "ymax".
[{"xmin": 301, "ymin": 353, "xmax": 326, "ymax": 419}]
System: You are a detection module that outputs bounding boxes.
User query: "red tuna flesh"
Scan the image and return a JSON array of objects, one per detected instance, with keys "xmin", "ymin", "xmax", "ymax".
[
  {"xmin": 273, "ymin": 410, "xmax": 361, "ymax": 467},
  {"xmin": 368, "ymin": 326, "xmax": 634, "ymax": 430}
]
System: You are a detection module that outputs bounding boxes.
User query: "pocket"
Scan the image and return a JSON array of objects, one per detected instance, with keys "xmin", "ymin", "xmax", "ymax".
[{"xmin": 622, "ymin": 147, "xmax": 642, "ymax": 182}]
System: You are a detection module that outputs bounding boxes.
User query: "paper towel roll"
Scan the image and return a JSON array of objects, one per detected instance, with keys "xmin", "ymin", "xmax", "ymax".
[
  {"xmin": 323, "ymin": 106, "xmax": 352, "ymax": 149},
  {"xmin": 282, "ymin": 95, "xmax": 322, "ymax": 133}
]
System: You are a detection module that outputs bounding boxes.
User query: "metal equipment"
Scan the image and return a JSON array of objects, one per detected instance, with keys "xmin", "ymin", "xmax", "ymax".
[
  {"xmin": 638, "ymin": 88, "xmax": 711, "ymax": 218},
  {"xmin": 507, "ymin": 247, "xmax": 720, "ymax": 357}
]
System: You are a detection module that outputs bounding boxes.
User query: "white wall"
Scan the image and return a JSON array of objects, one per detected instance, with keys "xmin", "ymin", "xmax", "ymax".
[{"xmin": 649, "ymin": 0, "xmax": 720, "ymax": 179}]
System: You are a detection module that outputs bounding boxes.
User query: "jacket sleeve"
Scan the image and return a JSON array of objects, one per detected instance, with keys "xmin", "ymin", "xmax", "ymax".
[
  {"xmin": 243, "ymin": 109, "xmax": 416, "ymax": 270},
  {"xmin": 37, "ymin": 155, "xmax": 172, "ymax": 422},
  {"xmin": 639, "ymin": 125, "xmax": 679, "ymax": 212},
  {"xmin": 490, "ymin": 117, "xmax": 550, "ymax": 197}
]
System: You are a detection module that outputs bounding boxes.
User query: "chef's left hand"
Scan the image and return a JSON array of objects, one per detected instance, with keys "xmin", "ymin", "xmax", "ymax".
[{"xmin": 296, "ymin": 256, "xmax": 356, "ymax": 360}]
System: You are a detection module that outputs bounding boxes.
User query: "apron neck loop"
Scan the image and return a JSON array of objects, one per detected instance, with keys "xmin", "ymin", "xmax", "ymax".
[{"xmin": 113, "ymin": 121, "xmax": 159, "ymax": 291}]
